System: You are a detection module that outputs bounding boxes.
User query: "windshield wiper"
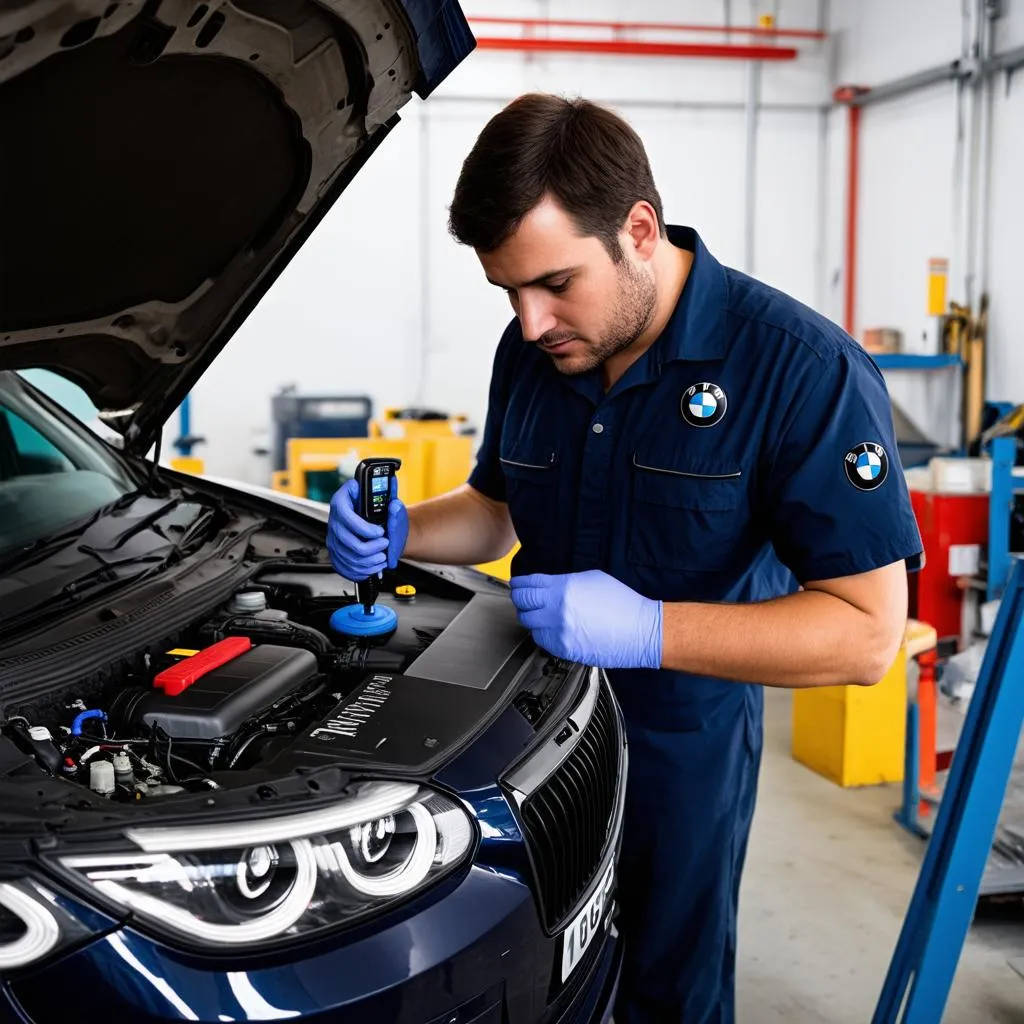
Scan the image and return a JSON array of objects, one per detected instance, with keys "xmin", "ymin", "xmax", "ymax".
[
  {"xmin": 0, "ymin": 509, "xmax": 222, "ymax": 637},
  {"xmin": 0, "ymin": 497, "xmax": 128, "ymax": 576},
  {"xmin": 0, "ymin": 487, "xmax": 172, "ymax": 577},
  {"xmin": 76, "ymin": 497, "xmax": 180, "ymax": 563},
  {"xmin": 64, "ymin": 510, "xmax": 218, "ymax": 596}
]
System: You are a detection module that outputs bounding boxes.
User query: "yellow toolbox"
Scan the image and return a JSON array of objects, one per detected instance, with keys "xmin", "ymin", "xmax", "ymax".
[{"xmin": 791, "ymin": 621, "xmax": 936, "ymax": 788}]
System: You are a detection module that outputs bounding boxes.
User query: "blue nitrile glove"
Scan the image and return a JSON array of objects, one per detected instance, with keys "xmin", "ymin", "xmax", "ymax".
[
  {"xmin": 385, "ymin": 478, "xmax": 409, "ymax": 571},
  {"xmin": 509, "ymin": 570, "xmax": 663, "ymax": 669},
  {"xmin": 327, "ymin": 478, "xmax": 409, "ymax": 579}
]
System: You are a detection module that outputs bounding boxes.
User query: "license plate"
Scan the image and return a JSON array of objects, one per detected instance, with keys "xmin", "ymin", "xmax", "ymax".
[{"xmin": 560, "ymin": 863, "xmax": 615, "ymax": 983}]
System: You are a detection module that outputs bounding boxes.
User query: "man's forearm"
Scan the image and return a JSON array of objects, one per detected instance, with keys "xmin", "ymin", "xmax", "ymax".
[
  {"xmin": 404, "ymin": 484, "xmax": 517, "ymax": 566},
  {"xmin": 661, "ymin": 588, "xmax": 904, "ymax": 688}
]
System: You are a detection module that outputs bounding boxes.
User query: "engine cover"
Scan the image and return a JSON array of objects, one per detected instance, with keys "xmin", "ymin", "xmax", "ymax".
[{"xmin": 117, "ymin": 645, "xmax": 317, "ymax": 740}]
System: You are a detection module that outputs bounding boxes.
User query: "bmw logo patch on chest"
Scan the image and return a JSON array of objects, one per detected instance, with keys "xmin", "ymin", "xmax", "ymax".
[
  {"xmin": 844, "ymin": 442, "xmax": 889, "ymax": 491},
  {"xmin": 682, "ymin": 382, "xmax": 727, "ymax": 427}
]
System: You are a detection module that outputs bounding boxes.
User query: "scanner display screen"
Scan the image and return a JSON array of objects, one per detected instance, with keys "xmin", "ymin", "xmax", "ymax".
[{"xmin": 369, "ymin": 466, "xmax": 390, "ymax": 515}]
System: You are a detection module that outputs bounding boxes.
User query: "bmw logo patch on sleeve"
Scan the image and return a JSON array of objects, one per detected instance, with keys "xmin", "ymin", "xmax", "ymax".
[
  {"xmin": 682, "ymin": 383, "xmax": 727, "ymax": 427},
  {"xmin": 844, "ymin": 442, "xmax": 889, "ymax": 491}
]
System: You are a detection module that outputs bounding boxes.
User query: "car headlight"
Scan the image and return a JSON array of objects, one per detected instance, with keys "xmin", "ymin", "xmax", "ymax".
[
  {"xmin": 0, "ymin": 880, "xmax": 94, "ymax": 971},
  {"xmin": 59, "ymin": 781, "xmax": 475, "ymax": 948}
]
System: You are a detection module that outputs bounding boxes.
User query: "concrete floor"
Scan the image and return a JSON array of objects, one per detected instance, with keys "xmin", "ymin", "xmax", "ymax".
[{"xmin": 736, "ymin": 689, "xmax": 1024, "ymax": 1023}]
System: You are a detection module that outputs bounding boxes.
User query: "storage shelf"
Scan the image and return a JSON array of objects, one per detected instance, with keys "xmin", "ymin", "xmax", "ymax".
[{"xmin": 871, "ymin": 353, "xmax": 964, "ymax": 371}]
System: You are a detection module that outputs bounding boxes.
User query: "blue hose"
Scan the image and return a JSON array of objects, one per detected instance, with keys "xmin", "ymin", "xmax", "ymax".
[{"xmin": 71, "ymin": 709, "xmax": 107, "ymax": 737}]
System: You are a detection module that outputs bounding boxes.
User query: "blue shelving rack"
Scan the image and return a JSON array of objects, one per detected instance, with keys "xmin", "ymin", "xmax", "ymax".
[
  {"xmin": 987, "ymin": 434, "xmax": 1022, "ymax": 600},
  {"xmin": 871, "ymin": 353, "xmax": 964, "ymax": 371}
]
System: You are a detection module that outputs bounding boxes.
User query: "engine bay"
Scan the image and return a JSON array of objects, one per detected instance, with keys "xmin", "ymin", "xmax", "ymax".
[
  {"xmin": 0, "ymin": 557, "xmax": 569, "ymax": 808},
  {"xmin": 0, "ymin": 465, "xmax": 589, "ymax": 831}
]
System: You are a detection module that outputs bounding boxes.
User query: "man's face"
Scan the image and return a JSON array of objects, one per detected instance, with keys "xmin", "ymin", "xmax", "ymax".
[{"xmin": 477, "ymin": 197, "xmax": 657, "ymax": 376}]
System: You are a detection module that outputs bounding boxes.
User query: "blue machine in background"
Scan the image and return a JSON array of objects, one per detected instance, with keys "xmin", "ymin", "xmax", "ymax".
[
  {"xmin": 172, "ymin": 394, "xmax": 204, "ymax": 460},
  {"xmin": 271, "ymin": 389, "xmax": 374, "ymax": 472}
]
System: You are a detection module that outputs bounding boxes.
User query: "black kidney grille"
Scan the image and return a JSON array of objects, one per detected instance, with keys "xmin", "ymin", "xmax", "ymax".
[{"xmin": 520, "ymin": 683, "xmax": 621, "ymax": 931}]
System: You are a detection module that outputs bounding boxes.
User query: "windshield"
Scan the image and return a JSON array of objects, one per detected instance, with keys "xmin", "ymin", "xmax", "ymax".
[{"xmin": 0, "ymin": 371, "xmax": 135, "ymax": 555}]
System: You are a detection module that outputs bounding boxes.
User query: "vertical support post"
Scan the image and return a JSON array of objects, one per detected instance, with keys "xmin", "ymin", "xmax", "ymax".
[
  {"xmin": 843, "ymin": 102, "xmax": 861, "ymax": 338},
  {"xmin": 874, "ymin": 560, "xmax": 1024, "ymax": 1023},
  {"xmin": 743, "ymin": 58, "xmax": 761, "ymax": 275},
  {"xmin": 974, "ymin": 1, "xmax": 996, "ymax": 303},
  {"xmin": 175, "ymin": 395, "xmax": 191, "ymax": 456},
  {"xmin": 814, "ymin": 103, "xmax": 829, "ymax": 313},
  {"xmin": 415, "ymin": 103, "xmax": 431, "ymax": 406},
  {"xmin": 917, "ymin": 649, "xmax": 938, "ymax": 806},
  {"xmin": 832, "ymin": 86, "xmax": 869, "ymax": 337},
  {"xmin": 988, "ymin": 435, "xmax": 1015, "ymax": 600},
  {"xmin": 897, "ymin": 702, "xmax": 923, "ymax": 836}
]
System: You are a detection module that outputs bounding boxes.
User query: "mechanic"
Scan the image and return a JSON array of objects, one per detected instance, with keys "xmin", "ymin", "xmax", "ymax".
[{"xmin": 327, "ymin": 94, "xmax": 923, "ymax": 1024}]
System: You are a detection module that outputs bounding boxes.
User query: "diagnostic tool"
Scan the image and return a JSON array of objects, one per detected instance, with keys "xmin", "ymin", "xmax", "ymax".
[
  {"xmin": 355, "ymin": 457, "xmax": 401, "ymax": 615},
  {"xmin": 330, "ymin": 457, "xmax": 402, "ymax": 639},
  {"xmin": 356, "ymin": 457, "xmax": 400, "ymax": 531}
]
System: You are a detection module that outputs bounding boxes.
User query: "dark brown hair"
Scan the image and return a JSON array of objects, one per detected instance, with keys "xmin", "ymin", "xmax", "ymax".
[{"xmin": 448, "ymin": 93, "xmax": 665, "ymax": 260}]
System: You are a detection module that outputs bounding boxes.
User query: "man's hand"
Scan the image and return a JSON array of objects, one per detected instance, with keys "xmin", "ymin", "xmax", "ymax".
[
  {"xmin": 327, "ymin": 478, "xmax": 409, "ymax": 579},
  {"xmin": 509, "ymin": 570, "xmax": 663, "ymax": 669}
]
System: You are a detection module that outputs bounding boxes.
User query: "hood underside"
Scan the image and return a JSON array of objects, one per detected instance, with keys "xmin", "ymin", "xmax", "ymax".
[{"xmin": 0, "ymin": 0, "xmax": 470, "ymax": 452}]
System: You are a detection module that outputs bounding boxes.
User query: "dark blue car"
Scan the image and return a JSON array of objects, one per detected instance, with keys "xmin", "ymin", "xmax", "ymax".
[{"xmin": 0, "ymin": 1, "xmax": 626, "ymax": 1020}]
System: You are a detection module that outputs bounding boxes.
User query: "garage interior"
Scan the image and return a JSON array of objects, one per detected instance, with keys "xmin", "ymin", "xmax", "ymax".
[
  {"xmin": 4, "ymin": 0, "xmax": 1024, "ymax": 1021},
  {"xmin": 177, "ymin": 3, "xmax": 1024, "ymax": 1017}
]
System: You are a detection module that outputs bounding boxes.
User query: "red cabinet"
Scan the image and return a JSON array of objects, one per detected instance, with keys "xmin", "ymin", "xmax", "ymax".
[{"xmin": 910, "ymin": 490, "xmax": 989, "ymax": 642}]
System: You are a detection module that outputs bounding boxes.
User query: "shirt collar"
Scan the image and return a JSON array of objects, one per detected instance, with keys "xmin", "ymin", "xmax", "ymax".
[{"xmin": 654, "ymin": 225, "xmax": 732, "ymax": 365}]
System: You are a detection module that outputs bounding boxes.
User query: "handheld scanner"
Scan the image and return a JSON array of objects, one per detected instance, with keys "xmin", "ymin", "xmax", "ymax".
[
  {"xmin": 355, "ymin": 458, "xmax": 402, "ymax": 531},
  {"xmin": 354, "ymin": 458, "xmax": 401, "ymax": 612}
]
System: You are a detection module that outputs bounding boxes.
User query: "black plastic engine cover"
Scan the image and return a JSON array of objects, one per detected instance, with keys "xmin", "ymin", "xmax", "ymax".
[
  {"xmin": 119, "ymin": 645, "xmax": 317, "ymax": 740},
  {"xmin": 266, "ymin": 595, "xmax": 537, "ymax": 776}
]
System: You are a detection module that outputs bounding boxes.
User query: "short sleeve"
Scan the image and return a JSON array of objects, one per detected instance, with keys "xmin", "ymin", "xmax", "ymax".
[
  {"xmin": 467, "ymin": 322, "xmax": 518, "ymax": 503},
  {"xmin": 764, "ymin": 346, "xmax": 923, "ymax": 583}
]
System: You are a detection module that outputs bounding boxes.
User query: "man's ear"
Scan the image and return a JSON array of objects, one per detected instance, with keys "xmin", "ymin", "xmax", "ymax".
[{"xmin": 622, "ymin": 202, "xmax": 660, "ymax": 261}]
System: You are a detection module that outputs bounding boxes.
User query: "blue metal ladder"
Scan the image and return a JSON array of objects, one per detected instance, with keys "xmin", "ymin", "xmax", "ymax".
[{"xmin": 874, "ymin": 556, "xmax": 1024, "ymax": 1022}]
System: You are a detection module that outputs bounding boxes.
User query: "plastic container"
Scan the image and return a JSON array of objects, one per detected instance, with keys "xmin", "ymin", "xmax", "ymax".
[{"xmin": 90, "ymin": 760, "xmax": 115, "ymax": 797}]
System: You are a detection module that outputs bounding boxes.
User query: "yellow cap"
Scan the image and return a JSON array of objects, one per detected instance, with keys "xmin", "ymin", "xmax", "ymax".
[{"xmin": 395, "ymin": 585, "xmax": 417, "ymax": 599}]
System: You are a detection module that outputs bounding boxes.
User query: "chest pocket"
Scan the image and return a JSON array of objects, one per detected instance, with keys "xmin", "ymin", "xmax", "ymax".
[
  {"xmin": 499, "ymin": 444, "xmax": 565, "ymax": 570},
  {"xmin": 628, "ymin": 453, "xmax": 748, "ymax": 572}
]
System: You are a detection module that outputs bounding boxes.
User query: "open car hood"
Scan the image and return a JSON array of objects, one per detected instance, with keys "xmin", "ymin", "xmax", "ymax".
[{"xmin": 0, "ymin": 0, "xmax": 473, "ymax": 454}]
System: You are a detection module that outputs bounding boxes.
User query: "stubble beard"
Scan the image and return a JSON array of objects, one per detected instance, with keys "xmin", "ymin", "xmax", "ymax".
[{"xmin": 545, "ymin": 259, "xmax": 658, "ymax": 377}]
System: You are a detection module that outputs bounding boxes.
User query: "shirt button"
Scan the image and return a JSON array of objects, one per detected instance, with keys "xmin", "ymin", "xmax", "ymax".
[{"xmin": 592, "ymin": 423, "xmax": 604, "ymax": 434}]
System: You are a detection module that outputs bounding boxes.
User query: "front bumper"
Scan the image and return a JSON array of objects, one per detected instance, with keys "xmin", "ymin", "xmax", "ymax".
[
  {"xmin": 3, "ymin": 672, "xmax": 627, "ymax": 1023},
  {"xmin": 3, "ymin": 861, "xmax": 619, "ymax": 1023}
]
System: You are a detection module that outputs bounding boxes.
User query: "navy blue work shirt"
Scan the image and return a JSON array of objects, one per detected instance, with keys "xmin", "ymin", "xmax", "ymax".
[{"xmin": 469, "ymin": 226, "xmax": 923, "ymax": 731}]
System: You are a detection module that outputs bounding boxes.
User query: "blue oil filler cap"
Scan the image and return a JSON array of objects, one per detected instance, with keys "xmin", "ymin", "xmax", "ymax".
[{"xmin": 330, "ymin": 603, "xmax": 398, "ymax": 638}]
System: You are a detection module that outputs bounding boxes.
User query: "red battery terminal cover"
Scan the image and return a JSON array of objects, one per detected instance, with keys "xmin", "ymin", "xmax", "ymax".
[{"xmin": 153, "ymin": 637, "xmax": 252, "ymax": 697}]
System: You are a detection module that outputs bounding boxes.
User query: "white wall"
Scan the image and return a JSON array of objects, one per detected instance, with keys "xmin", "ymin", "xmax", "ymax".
[
  {"xmin": 986, "ymin": 51, "xmax": 1024, "ymax": 407},
  {"xmin": 823, "ymin": 0, "xmax": 1024, "ymax": 448},
  {"xmin": 183, "ymin": 0, "xmax": 833, "ymax": 482}
]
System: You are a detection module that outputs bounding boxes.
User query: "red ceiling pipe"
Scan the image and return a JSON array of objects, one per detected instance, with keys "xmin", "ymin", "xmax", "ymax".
[
  {"xmin": 474, "ymin": 37, "xmax": 799, "ymax": 60},
  {"xmin": 834, "ymin": 86, "xmax": 871, "ymax": 338},
  {"xmin": 468, "ymin": 16, "xmax": 827, "ymax": 41}
]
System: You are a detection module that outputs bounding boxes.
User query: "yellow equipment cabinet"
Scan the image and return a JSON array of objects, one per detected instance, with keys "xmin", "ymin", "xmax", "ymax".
[
  {"xmin": 370, "ymin": 407, "xmax": 473, "ymax": 441},
  {"xmin": 272, "ymin": 407, "xmax": 524, "ymax": 580},
  {"xmin": 792, "ymin": 620, "xmax": 937, "ymax": 788},
  {"xmin": 475, "ymin": 548, "xmax": 517, "ymax": 581},
  {"xmin": 275, "ymin": 435, "xmax": 472, "ymax": 506},
  {"xmin": 169, "ymin": 456, "xmax": 206, "ymax": 475}
]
